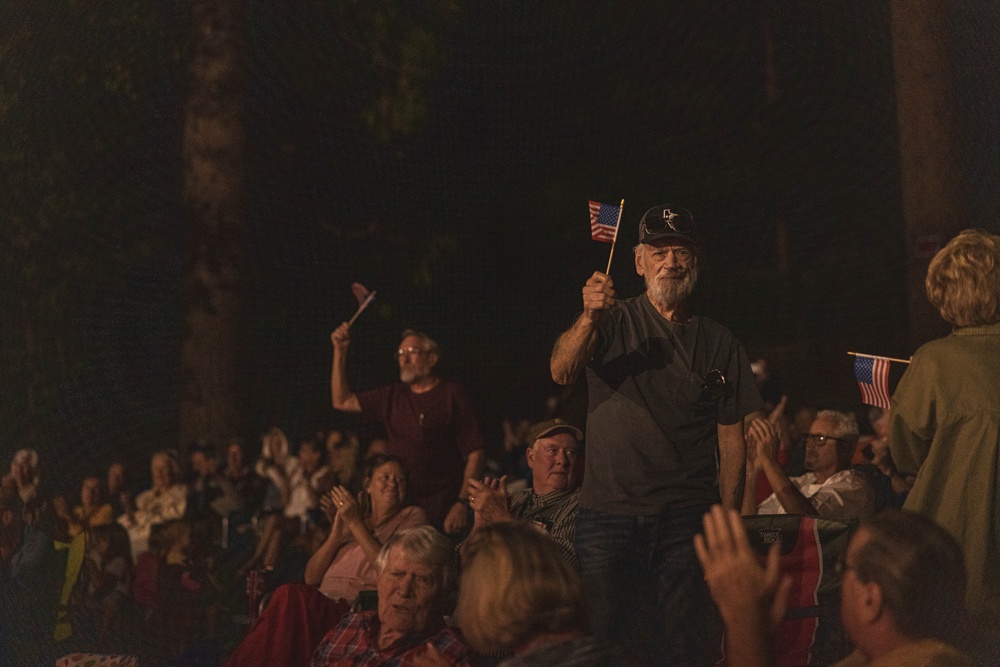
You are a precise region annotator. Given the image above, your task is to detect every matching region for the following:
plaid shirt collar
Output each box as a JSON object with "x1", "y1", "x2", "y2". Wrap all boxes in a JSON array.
[
  {"x1": 312, "y1": 610, "x2": 463, "y2": 667},
  {"x1": 528, "y1": 487, "x2": 578, "y2": 508}
]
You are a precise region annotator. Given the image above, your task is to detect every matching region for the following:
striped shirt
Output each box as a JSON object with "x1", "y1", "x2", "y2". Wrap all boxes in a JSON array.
[{"x1": 509, "y1": 487, "x2": 581, "y2": 566}]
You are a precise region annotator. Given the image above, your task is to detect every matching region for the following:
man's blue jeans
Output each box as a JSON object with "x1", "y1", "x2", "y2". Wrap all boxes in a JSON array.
[{"x1": 575, "y1": 504, "x2": 721, "y2": 666}]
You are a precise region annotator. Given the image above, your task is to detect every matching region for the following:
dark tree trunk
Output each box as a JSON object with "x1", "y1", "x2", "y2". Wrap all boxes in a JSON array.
[
  {"x1": 890, "y1": 0, "x2": 965, "y2": 347},
  {"x1": 179, "y1": 0, "x2": 247, "y2": 448}
]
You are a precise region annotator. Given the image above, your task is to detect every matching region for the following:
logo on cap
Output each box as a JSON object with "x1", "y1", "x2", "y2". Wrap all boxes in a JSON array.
[{"x1": 663, "y1": 208, "x2": 680, "y2": 231}]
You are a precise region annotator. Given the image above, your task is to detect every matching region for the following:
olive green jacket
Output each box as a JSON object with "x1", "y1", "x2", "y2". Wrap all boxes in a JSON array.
[{"x1": 890, "y1": 321, "x2": 1000, "y2": 622}]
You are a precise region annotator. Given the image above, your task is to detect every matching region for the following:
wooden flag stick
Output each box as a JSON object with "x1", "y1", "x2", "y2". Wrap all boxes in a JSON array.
[
  {"x1": 847, "y1": 351, "x2": 911, "y2": 364},
  {"x1": 347, "y1": 291, "x2": 377, "y2": 327},
  {"x1": 605, "y1": 199, "x2": 625, "y2": 274}
]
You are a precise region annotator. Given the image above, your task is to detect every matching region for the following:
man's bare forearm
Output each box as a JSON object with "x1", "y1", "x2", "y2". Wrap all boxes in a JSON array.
[
  {"x1": 330, "y1": 347, "x2": 360, "y2": 412},
  {"x1": 741, "y1": 467, "x2": 760, "y2": 516},
  {"x1": 761, "y1": 458, "x2": 816, "y2": 516},
  {"x1": 550, "y1": 315, "x2": 599, "y2": 385},
  {"x1": 718, "y1": 422, "x2": 746, "y2": 511},
  {"x1": 458, "y1": 450, "x2": 484, "y2": 499}
]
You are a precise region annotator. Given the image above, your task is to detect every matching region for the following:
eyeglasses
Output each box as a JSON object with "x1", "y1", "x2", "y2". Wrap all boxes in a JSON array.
[
  {"x1": 804, "y1": 434, "x2": 849, "y2": 446},
  {"x1": 641, "y1": 206, "x2": 695, "y2": 237},
  {"x1": 372, "y1": 472, "x2": 405, "y2": 485},
  {"x1": 395, "y1": 347, "x2": 427, "y2": 359}
]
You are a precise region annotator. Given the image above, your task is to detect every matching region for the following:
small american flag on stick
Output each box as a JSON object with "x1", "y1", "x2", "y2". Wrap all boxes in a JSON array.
[
  {"x1": 852, "y1": 355, "x2": 892, "y2": 410},
  {"x1": 589, "y1": 200, "x2": 620, "y2": 243}
]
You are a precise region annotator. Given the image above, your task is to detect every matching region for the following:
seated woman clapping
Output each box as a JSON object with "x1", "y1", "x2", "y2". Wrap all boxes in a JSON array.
[
  {"x1": 304, "y1": 455, "x2": 425, "y2": 601},
  {"x1": 223, "y1": 455, "x2": 427, "y2": 667}
]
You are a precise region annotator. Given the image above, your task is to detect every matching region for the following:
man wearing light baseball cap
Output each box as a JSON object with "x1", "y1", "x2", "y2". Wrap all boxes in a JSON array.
[
  {"x1": 550, "y1": 204, "x2": 762, "y2": 665},
  {"x1": 465, "y1": 418, "x2": 582, "y2": 565}
]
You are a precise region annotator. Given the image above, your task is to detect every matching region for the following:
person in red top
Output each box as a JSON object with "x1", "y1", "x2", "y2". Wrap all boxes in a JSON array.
[{"x1": 331, "y1": 325, "x2": 485, "y2": 535}]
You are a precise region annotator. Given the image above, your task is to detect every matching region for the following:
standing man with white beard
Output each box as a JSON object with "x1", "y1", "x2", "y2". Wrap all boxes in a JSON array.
[
  {"x1": 550, "y1": 204, "x2": 762, "y2": 666},
  {"x1": 331, "y1": 326, "x2": 485, "y2": 535}
]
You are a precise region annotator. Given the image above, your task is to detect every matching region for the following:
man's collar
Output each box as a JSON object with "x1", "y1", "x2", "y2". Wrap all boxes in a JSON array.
[
  {"x1": 641, "y1": 292, "x2": 692, "y2": 324},
  {"x1": 408, "y1": 376, "x2": 441, "y2": 395},
  {"x1": 530, "y1": 487, "x2": 579, "y2": 504}
]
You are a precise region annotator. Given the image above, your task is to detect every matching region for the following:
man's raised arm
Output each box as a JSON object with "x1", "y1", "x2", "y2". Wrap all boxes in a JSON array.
[
  {"x1": 330, "y1": 322, "x2": 361, "y2": 413},
  {"x1": 746, "y1": 418, "x2": 816, "y2": 516},
  {"x1": 550, "y1": 271, "x2": 615, "y2": 385}
]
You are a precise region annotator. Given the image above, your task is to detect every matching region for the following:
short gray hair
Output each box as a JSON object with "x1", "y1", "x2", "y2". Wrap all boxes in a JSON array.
[
  {"x1": 814, "y1": 409, "x2": 860, "y2": 444},
  {"x1": 400, "y1": 329, "x2": 441, "y2": 357},
  {"x1": 376, "y1": 525, "x2": 456, "y2": 592}
]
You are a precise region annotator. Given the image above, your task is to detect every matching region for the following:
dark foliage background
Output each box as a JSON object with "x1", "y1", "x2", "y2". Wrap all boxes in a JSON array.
[{"x1": 1, "y1": 1, "x2": 997, "y2": 486}]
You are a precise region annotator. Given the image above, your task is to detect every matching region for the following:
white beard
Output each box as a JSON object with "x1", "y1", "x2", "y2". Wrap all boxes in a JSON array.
[
  {"x1": 400, "y1": 369, "x2": 425, "y2": 384},
  {"x1": 646, "y1": 264, "x2": 698, "y2": 310}
]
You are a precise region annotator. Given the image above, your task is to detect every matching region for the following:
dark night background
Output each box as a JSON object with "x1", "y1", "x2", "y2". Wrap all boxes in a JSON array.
[{"x1": 2, "y1": 1, "x2": 998, "y2": 488}]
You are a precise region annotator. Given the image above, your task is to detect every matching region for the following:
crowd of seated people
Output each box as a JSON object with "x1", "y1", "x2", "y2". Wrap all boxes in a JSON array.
[
  {"x1": 3, "y1": 390, "x2": 992, "y2": 667},
  {"x1": 0, "y1": 425, "x2": 412, "y2": 665},
  {"x1": 1, "y1": 399, "x2": 993, "y2": 667},
  {"x1": 0, "y1": 398, "x2": 982, "y2": 667}
]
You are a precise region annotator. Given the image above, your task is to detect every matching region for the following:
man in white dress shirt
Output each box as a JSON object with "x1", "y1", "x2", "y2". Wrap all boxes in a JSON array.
[{"x1": 744, "y1": 409, "x2": 874, "y2": 520}]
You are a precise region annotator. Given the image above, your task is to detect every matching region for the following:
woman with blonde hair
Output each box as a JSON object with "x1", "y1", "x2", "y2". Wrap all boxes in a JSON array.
[
  {"x1": 890, "y1": 228, "x2": 1000, "y2": 632},
  {"x1": 455, "y1": 522, "x2": 612, "y2": 666}
]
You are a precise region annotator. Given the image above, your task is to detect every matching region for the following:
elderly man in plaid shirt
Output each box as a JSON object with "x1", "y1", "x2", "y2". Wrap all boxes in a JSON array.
[{"x1": 310, "y1": 526, "x2": 474, "y2": 667}]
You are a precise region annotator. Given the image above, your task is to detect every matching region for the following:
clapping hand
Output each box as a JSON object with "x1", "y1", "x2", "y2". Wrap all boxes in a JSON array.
[
  {"x1": 328, "y1": 486, "x2": 361, "y2": 526},
  {"x1": 467, "y1": 475, "x2": 510, "y2": 527},
  {"x1": 694, "y1": 505, "x2": 790, "y2": 635}
]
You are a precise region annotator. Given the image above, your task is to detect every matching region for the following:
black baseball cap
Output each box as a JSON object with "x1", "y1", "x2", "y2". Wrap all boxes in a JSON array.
[{"x1": 638, "y1": 204, "x2": 696, "y2": 246}]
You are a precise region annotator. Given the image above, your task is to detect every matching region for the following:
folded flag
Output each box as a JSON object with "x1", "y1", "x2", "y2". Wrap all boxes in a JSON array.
[
  {"x1": 347, "y1": 282, "x2": 376, "y2": 326},
  {"x1": 589, "y1": 200, "x2": 619, "y2": 243},
  {"x1": 854, "y1": 355, "x2": 891, "y2": 410},
  {"x1": 351, "y1": 282, "x2": 375, "y2": 309}
]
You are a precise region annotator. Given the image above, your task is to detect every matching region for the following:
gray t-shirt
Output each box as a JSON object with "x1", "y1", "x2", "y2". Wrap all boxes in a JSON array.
[{"x1": 581, "y1": 294, "x2": 761, "y2": 514}]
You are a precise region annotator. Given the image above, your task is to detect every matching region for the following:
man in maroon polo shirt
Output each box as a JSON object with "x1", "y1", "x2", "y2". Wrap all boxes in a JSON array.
[{"x1": 331, "y1": 325, "x2": 485, "y2": 535}]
